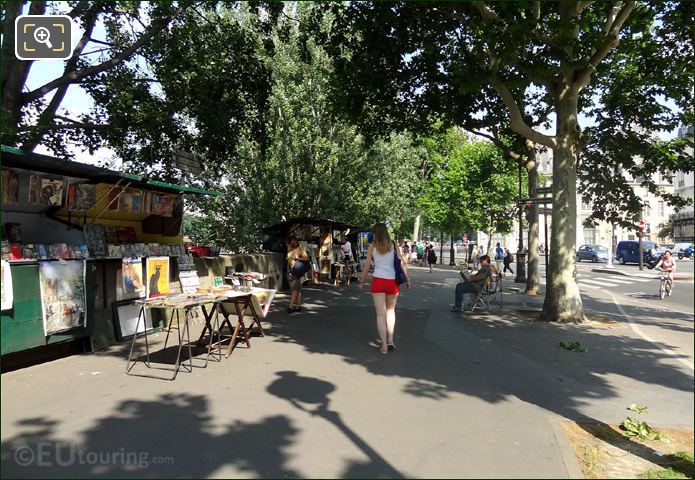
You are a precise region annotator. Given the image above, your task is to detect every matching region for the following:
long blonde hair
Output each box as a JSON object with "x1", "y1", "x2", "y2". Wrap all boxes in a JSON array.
[{"x1": 372, "y1": 223, "x2": 393, "y2": 255}]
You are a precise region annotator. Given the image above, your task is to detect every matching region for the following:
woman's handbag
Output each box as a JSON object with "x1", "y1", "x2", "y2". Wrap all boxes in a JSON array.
[
  {"x1": 392, "y1": 243, "x2": 407, "y2": 285},
  {"x1": 291, "y1": 259, "x2": 311, "y2": 278}
]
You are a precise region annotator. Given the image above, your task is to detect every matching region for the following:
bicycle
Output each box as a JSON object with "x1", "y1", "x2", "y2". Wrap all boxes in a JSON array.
[{"x1": 658, "y1": 273, "x2": 672, "y2": 300}]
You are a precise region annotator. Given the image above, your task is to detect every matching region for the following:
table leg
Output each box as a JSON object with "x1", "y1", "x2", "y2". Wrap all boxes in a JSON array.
[
  {"x1": 126, "y1": 306, "x2": 146, "y2": 374},
  {"x1": 241, "y1": 297, "x2": 265, "y2": 337},
  {"x1": 169, "y1": 309, "x2": 192, "y2": 380},
  {"x1": 196, "y1": 306, "x2": 213, "y2": 347},
  {"x1": 198, "y1": 303, "x2": 221, "y2": 367}
]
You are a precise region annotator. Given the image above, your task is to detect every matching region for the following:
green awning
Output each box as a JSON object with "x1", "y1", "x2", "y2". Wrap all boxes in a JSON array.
[{"x1": 1, "y1": 145, "x2": 220, "y2": 196}]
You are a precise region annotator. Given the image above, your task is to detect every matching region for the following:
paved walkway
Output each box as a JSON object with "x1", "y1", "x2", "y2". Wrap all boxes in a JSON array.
[{"x1": 1, "y1": 267, "x2": 693, "y2": 478}]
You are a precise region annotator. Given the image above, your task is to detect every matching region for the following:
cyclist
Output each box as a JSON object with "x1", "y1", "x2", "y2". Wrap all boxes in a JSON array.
[{"x1": 654, "y1": 250, "x2": 676, "y2": 295}]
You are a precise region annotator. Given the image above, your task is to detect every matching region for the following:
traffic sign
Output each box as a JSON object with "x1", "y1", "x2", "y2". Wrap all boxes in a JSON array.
[
  {"x1": 638, "y1": 220, "x2": 646, "y2": 231},
  {"x1": 534, "y1": 186, "x2": 552, "y2": 195},
  {"x1": 172, "y1": 149, "x2": 202, "y2": 175},
  {"x1": 517, "y1": 197, "x2": 552, "y2": 205}
]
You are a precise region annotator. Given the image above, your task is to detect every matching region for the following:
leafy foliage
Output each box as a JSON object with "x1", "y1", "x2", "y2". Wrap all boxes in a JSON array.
[
  {"x1": 418, "y1": 128, "x2": 517, "y2": 238},
  {"x1": 72, "y1": 3, "x2": 425, "y2": 251},
  {"x1": 621, "y1": 417, "x2": 669, "y2": 443},
  {"x1": 627, "y1": 403, "x2": 649, "y2": 414},
  {"x1": 559, "y1": 340, "x2": 588, "y2": 352}
]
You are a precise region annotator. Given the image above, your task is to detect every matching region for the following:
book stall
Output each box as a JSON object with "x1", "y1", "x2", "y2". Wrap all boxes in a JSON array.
[
  {"x1": 261, "y1": 217, "x2": 365, "y2": 287},
  {"x1": 0, "y1": 146, "x2": 219, "y2": 364}
]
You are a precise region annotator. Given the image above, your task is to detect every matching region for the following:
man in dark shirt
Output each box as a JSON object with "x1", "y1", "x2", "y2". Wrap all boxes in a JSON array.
[{"x1": 450, "y1": 255, "x2": 492, "y2": 312}]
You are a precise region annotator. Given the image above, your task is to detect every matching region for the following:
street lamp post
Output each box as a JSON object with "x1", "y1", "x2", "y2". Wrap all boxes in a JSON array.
[{"x1": 515, "y1": 161, "x2": 527, "y2": 283}]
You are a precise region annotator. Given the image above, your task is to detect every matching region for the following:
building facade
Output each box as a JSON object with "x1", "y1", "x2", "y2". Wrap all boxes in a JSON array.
[{"x1": 670, "y1": 125, "x2": 694, "y2": 243}]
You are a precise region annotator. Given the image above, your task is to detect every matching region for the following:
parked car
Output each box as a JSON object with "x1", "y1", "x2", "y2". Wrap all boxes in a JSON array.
[
  {"x1": 576, "y1": 244, "x2": 609, "y2": 263},
  {"x1": 615, "y1": 240, "x2": 656, "y2": 265}
]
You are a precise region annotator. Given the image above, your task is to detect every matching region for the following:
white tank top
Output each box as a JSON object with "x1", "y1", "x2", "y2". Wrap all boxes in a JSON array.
[{"x1": 372, "y1": 244, "x2": 396, "y2": 279}]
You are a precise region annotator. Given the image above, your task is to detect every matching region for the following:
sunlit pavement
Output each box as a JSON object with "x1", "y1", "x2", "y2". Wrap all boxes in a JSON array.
[{"x1": 1, "y1": 266, "x2": 692, "y2": 478}]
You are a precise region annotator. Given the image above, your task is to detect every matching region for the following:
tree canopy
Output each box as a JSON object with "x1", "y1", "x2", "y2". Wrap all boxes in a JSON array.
[{"x1": 318, "y1": 1, "x2": 694, "y2": 322}]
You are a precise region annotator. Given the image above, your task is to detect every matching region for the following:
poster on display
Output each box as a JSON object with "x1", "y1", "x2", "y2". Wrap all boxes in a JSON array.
[
  {"x1": 146, "y1": 256, "x2": 170, "y2": 298},
  {"x1": 119, "y1": 189, "x2": 144, "y2": 213},
  {"x1": 38, "y1": 260, "x2": 86, "y2": 335},
  {"x1": 121, "y1": 258, "x2": 145, "y2": 299},
  {"x1": 42, "y1": 178, "x2": 64, "y2": 206},
  {"x1": 83, "y1": 224, "x2": 107, "y2": 257},
  {"x1": 150, "y1": 194, "x2": 174, "y2": 217},
  {"x1": 1, "y1": 260, "x2": 13, "y2": 310},
  {"x1": 67, "y1": 183, "x2": 96, "y2": 211},
  {"x1": 2, "y1": 170, "x2": 19, "y2": 204}
]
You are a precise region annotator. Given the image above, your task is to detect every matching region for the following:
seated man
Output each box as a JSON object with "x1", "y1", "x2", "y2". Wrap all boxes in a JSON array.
[{"x1": 449, "y1": 255, "x2": 492, "y2": 312}]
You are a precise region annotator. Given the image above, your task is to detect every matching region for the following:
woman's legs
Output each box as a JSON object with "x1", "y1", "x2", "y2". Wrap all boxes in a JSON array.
[
  {"x1": 385, "y1": 293, "x2": 398, "y2": 345},
  {"x1": 372, "y1": 293, "x2": 388, "y2": 352}
]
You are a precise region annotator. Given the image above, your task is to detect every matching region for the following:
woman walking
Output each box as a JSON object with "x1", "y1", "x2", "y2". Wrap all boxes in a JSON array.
[
  {"x1": 503, "y1": 248, "x2": 514, "y2": 275},
  {"x1": 359, "y1": 223, "x2": 411, "y2": 354},
  {"x1": 286, "y1": 236, "x2": 311, "y2": 312},
  {"x1": 426, "y1": 242, "x2": 437, "y2": 272}
]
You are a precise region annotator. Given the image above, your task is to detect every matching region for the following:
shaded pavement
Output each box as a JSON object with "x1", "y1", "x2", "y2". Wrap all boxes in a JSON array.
[{"x1": 1, "y1": 266, "x2": 693, "y2": 478}]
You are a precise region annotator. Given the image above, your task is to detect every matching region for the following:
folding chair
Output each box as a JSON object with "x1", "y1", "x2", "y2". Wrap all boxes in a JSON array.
[{"x1": 469, "y1": 273, "x2": 502, "y2": 312}]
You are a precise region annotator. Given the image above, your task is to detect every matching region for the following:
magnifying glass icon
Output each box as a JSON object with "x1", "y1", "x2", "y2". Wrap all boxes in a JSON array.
[{"x1": 33, "y1": 27, "x2": 53, "y2": 49}]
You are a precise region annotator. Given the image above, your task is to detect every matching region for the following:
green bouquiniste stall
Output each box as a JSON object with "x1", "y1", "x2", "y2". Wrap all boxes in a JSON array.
[{"x1": 1, "y1": 146, "x2": 218, "y2": 368}]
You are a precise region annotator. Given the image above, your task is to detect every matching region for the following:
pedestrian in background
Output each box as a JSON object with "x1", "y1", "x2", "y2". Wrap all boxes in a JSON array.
[
  {"x1": 359, "y1": 223, "x2": 411, "y2": 354},
  {"x1": 471, "y1": 244, "x2": 480, "y2": 270},
  {"x1": 495, "y1": 242, "x2": 504, "y2": 272},
  {"x1": 503, "y1": 248, "x2": 514, "y2": 275},
  {"x1": 286, "y1": 236, "x2": 311, "y2": 312},
  {"x1": 426, "y1": 242, "x2": 437, "y2": 272}
]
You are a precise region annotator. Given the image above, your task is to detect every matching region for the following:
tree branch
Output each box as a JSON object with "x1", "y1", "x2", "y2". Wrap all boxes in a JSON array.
[
  {"x1": 577, "y1": 1, "x2": 596, "y2": 14},
  {"x1": 489, "y1": 77, "x2": 556, "y2": 148},
  {"x1": 88, "y1": 37, "x2": 115, "y2": 47},
  {"x1": 468, "y1": 129, "x2": 523, "y2": 160},
  {"x1": 471, "y1": 1, "x2": 500, "y2": 21},
  {"x1": 575, "y1": 1, "x2": 635, "y2": 88},
  {"x1": 23, "y1": 0, "x2": 194, "y2": 104},
  {"x1": 67, "y1": 1, "x2": 92, "y2": 19},
  {"x1": 18, "y1": 122, "x2": 112, "y2": 132},
  {"x1": 21, "y1": 8, "x2": 99, "y2": 150}
]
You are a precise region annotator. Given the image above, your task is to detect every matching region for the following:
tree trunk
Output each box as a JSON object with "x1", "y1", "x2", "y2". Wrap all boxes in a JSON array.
[
  {"x1": 1, "y1": 1, "x2": 45, "y2": 140},
  {"x1": 413, "y1": 214, "x2": 421, "y2": 242},
  {"x1": 449, "y1": 232, "x2": 455, "y2": 265},
  {"x1": 439, "y1": 230, "x2": 444, "y2": 264},
  {"x1": 540, "y1": 92, "x2": 585, "y2": 323},
  {"x1": 486, "y1": 227, "x2": 493, "y2": 258},
  {"x1": 526, "y1": 150, "x2": 541, "y2": 295}
]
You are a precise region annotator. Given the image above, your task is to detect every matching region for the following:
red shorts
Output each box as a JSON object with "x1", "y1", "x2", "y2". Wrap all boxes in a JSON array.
[{"x1": 371, "y1": 277, "x2": 400, "y2": 295}]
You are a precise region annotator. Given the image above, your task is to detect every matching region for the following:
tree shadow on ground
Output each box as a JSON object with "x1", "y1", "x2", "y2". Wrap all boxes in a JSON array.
[
  {"x1": 1, "y1": 393, "x2": 300, "y2": 478},
  {"x1": 264, "y1": 269, "x2": 693, "y2": 469}
]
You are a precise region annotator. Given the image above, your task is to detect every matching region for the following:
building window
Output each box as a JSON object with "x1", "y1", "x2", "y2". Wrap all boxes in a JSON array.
[
  {"x1": 643, "y1": 204, "x2": 652, "y2": 217},
  {"x1": 658, "y1": 201, "x2": 664, "y2": 218},
  {"x1": 583, "y1": 228, "x2": 596, "y2": 244}
]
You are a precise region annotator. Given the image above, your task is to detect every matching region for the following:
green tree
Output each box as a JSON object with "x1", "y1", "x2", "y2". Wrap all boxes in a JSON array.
[
  {"x1": 419, "y1": 130, "x2": 517, "y2": 257},
  {"x1": 1, "y1": 1, "x2": 195, "y2": 156},
  {"x1": 320, "y1": 1, "x2": 693, "y2": 322},
  {"x1": 75, "y1": 3, "x2": 426, "y2": 252}
]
